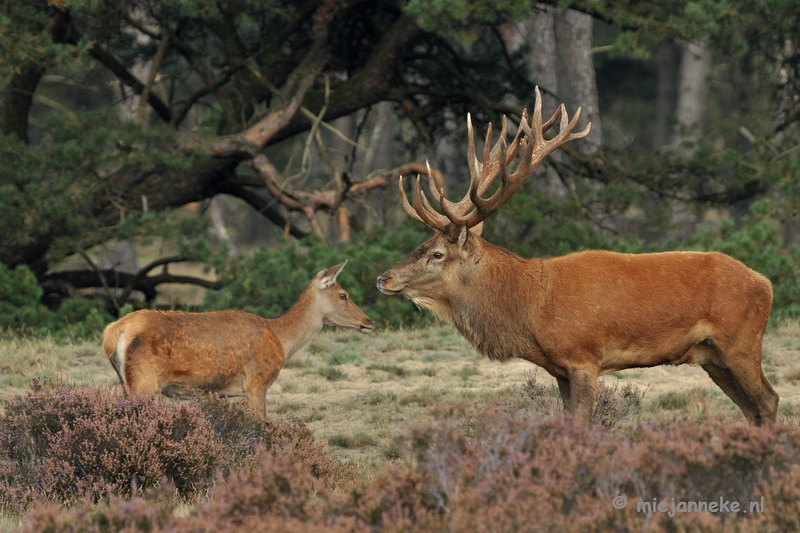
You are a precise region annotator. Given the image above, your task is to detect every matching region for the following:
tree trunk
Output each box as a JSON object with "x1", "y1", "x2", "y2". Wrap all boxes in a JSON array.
[
  {"x1": 670, "y1": 41, "x2": 713, "y2": 157},
  {"x1": 0, "y1": 65, "x2": 44, "y2": 143},
  {"x1": 653, "y1": 42, "x2": 680, "y2": 149},
  {"x1": 505, "y1": 6, "x2": 568, "y2": 199},
  {"x1": 514, "y1": 4, "x2": 559, "y2": 118},
  {"x1": 556, "y1": 8, "x2": 602, "y2": 155}
]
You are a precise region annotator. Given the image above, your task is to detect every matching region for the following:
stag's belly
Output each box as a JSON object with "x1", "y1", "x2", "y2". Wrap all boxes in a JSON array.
[{"x1": 599, "y1": 339, "x2": 721, "y2": 375}]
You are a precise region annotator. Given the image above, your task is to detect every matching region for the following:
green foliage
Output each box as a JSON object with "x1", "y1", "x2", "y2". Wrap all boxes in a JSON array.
[
  {"x1": 0, "y1": 262, "x2": 112, "y2": 339},
  {"x1": 0, "y1": 2, "x2": 83, "y2": 80},
  {"x1": 204, "y1": 222, "x2": 434, "y2": 328},
  {"x1": 0, "y1": 263, "x2": 53, "y2": 331},
  {"x1": 484, "y1": 189, "x2": 617, "y2": 258},
  {"x1": 0, "y1": 110, "x2": 205, "y2": 267},
  {"x1": 404, "y1": 0, "x2": 531, "y2": 40}
]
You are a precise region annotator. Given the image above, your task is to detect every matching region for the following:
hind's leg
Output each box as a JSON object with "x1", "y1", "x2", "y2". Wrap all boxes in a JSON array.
[
  {"x1": 126, "y1": 370, "x2": 161, "y2": 396},
  {"x1": 244, "y1": 367, "x2": 281, "y2": 416}
]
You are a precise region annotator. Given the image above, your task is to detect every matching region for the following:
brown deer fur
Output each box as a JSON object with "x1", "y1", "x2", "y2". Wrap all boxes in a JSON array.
[
  {"x1": 377, "y1": 90, "x2": 778, "y2": 424},
  {"x1": 103, "y1": 262, "x2": 374, "y2": 414}
]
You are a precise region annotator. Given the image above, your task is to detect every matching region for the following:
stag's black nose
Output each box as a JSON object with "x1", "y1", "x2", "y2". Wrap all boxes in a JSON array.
[{"x1": 376, "y1": 275, "x2": 390, "y2": 290}]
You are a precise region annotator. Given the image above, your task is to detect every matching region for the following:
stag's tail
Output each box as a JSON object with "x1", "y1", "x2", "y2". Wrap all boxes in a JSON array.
[{"x1": 102, "y1": 320, "x2": 128, "y2": 393}]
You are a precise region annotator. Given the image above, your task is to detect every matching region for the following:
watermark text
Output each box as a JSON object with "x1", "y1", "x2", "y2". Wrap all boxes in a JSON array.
[{"x1": 612, "y1": 495, "x2": 764, "y2": 516}]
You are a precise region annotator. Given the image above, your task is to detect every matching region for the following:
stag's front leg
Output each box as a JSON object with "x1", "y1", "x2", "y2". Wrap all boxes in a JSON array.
[{"x1": 566, "y1": 367, "x2": 598, "y2": 423}]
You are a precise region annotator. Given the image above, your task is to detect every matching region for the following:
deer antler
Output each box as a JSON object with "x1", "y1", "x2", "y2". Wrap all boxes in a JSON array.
[{"x1": 399, "y1": 86, "x2": 591, "y2": 235}]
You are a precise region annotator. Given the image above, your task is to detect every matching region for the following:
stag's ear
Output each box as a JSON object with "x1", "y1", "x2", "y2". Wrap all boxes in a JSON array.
[
  {"x1": 316, "y1": 260, "x2": 347, "y2": 289},
  {"x1": 471, "y1": 222, "x2": 484, "y2": 237},
  {"x1": 457, "y1": 226, "x2": 475, "y2": 257}
]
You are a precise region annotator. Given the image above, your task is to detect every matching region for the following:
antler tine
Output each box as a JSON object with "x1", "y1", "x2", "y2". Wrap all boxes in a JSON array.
[
  {"x1": 398, "y1": 175, "x2": 426, "y2": 225},
  {"x1": 425, "y1": 159, "x2": 442, "y2": 204},
  {"x1": 531, "y1": 86, "x2": 543, "y2": 139},
  {"x1": 412, "y1": 175, "x2": 450, "y2": 231},
  {"x1": 541, "y1": 104, "x2": 590, "y2": 150},
  {"x1": 478, "y1": 117, "x2": 512, "y2": 196},
  {"x1": 506, "y1": 109, "x2": 529, "y2": 162},
  {"x1": 541, "y1": 104, "x2": 561, "y2": 134},
  {"x1": 438, "y1": 115, "x2": 493, "y2": 221},
  {"x1": 470, "y1": 130, "x2": 508, "y2": 214},
  {"x1": 466, "y1": 113, "x2": 482, "y2": 191}
]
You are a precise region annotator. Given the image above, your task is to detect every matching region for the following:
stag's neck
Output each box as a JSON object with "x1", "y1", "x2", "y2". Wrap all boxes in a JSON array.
[
  {"x1": 449, "y1": 248, "x2": 545, "y2": 362},
  {"x1": 268, "y1": 286, "x2": 323, "y2": 358}
]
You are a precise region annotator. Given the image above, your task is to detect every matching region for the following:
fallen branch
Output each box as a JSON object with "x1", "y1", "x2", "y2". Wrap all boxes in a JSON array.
[{"x1": 41, "y1": 257, "x2": 221, "y2": 307}]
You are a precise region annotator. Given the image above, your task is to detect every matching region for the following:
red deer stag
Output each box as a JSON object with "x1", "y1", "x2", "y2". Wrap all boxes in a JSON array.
[
  {"x1": 104, "y1": 261, "x2": 374, "y2": 414},
  {"x1": 377, "y1": 88, "x2": 778, "y2": 425}
]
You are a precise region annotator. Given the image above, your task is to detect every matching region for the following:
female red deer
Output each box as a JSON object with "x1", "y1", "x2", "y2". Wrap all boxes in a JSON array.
[
  {"x1": 377, "y1": 88, "x2": 778, "y2": 424},
  {"x1": 104, "y1": 261, "x2": 374, "y2": 414}
]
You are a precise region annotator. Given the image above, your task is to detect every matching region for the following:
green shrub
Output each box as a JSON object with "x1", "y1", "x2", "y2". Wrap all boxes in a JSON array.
[
  {"x1": 484, "y1": 189, "x2": 620, "y2": 258},
  {"x1": 204, "y1": 222, "x2": 434, "y2": 328},
  {"x1": 0, "y1": 263, "x2": 113, "y2": 339},
  {"x1": 0, "y1": 264, "x2": 54, "y2": 331}
]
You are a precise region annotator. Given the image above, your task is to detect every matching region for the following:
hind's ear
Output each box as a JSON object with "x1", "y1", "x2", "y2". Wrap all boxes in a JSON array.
[{"x1": 316, "y1": 260, "x2": 347, "y2": 288}]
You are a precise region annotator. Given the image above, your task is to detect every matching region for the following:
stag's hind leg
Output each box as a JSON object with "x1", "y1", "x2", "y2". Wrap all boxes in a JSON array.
[
  {"x1": 702, "y1": 359, "x2": 778, "y2": 425},
  {"x1": 555, "y1": 375, "x2": 571, "y2": 410}
]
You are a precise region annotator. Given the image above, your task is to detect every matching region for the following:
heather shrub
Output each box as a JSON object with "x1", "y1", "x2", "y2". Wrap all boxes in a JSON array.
[
  {"x1": 0, "y1": 382, "x2": 348, "y2": 513},
  {"x1": 383, "y1": 408, "x2": 800, "y2": 532},
  {"x1": 194, "y1": 394, "x2": 350, "y2": 485},
  {"x1": 23, "y1": 491, "x2": 176, "y2": 533},
  {"x1": 0, "y1": 380, "x2": 220, "y2": 508},
  {"x1": 19, "y1": 399, "x2": 800, "y2": 532}
]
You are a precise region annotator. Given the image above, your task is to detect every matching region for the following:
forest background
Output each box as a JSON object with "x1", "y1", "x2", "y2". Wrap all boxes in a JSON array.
[{"x1": 2, "y1": 0, "x2": 800, "y2": 333}]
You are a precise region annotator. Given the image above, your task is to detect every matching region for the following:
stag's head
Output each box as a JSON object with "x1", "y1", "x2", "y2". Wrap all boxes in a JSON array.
[
  {"x1": 313, "y1": 261, "x2": 375, "y2": 333},
  {"x1": 376, "y1": 88, "x2": 590, "y2": 317}
]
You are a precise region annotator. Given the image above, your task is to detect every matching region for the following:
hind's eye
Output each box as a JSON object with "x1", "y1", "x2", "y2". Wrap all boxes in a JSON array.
[
  {"x1": 432, "y1": 252, "x2": 443, "y2": 259},
  {"x1": 340, "y1": 293, "x2": 347, "y2": 300}
]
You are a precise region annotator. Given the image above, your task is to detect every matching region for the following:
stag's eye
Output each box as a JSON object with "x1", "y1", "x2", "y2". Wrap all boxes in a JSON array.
[
  {"x1": 432, "y1": 252, "x2": 444, "y2": 260},
  {"x1": 340, "y1": 293, "x2": 347, "y2": 300}
]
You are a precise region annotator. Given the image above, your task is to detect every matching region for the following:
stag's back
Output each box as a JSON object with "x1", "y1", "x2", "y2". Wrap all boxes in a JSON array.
[{"x1": 540, "y1": 250, "x2": 771, "y2": 330}]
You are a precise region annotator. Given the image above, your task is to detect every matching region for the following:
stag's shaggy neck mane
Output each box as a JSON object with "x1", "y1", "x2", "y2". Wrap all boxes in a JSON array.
[
  {"x1": 268, "y1": 285, "x2": 320, "y2": 357},
  {"x1": 449, "y1": 239, "x2": 548, "y2": 364}
]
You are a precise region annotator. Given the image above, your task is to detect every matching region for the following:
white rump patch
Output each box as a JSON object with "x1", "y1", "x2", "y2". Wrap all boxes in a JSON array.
[{"x1": 115, "y1": 332, "x2": 127, "y2": 386}]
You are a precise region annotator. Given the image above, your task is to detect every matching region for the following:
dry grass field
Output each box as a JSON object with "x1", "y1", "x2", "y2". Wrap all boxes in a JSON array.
[{"x1": 3, "y1": 319, "x2": 800, "y2": 475}]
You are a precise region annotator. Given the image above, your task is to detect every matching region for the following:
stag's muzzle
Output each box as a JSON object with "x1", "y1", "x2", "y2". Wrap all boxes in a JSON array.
[{"x1": 376, "y1": 274, "x2": 404, "y2": 295}]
